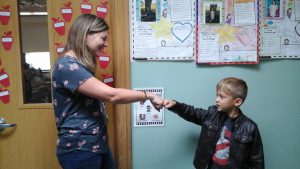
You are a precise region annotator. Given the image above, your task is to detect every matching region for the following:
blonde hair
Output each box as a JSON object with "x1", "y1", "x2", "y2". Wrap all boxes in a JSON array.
[
  {"x1": 63, "y1": 14, "x2": 109, "y2": 72},
  {"x1": 216, "y1": 77, "x2": 248, "y2": 102}
]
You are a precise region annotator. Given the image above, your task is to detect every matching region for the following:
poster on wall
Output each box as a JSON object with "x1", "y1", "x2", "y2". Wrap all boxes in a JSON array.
[
  {"x1": 130, "y1": 0, "x2": 195, "y2": 60},
  {"x1": 133, "y1": 87, "x2": 164, "y2": 127},
  {"x1": 259, "y1": 0, "x2": 300, "y2": 58},
  {"x1": 196, "y1": 0, "x2": 259, "y2": 64}
]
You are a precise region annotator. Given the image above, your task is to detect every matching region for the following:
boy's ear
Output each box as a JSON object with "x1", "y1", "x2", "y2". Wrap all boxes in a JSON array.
[{"x1": 234, "y1": 98, "x2": 243, "y2": 107}]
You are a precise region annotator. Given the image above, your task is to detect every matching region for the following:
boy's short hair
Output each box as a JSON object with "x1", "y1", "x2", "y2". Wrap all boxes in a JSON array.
[{"x1": 216, "y1": 77, "x2": 248, "y2": 102}]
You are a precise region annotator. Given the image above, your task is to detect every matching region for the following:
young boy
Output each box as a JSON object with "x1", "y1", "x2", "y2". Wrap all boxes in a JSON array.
[{"x1": 164, "y1": 77, "x2": 264, "y2": 169}]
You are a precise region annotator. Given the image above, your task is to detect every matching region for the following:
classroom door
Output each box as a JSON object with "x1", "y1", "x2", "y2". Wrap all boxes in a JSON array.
[
  {"x1": 0, "y1": 0, "x2": 60, "y2": 168},
  {"x1": 0, "y1": 0, "x2": 132, "y2": 169},
  {"x1": 0, "y1": 104, "x2": 61, "y2": 169},
  {"x1": 0, "y1": 0, "x2": 115, "y2": 169}
]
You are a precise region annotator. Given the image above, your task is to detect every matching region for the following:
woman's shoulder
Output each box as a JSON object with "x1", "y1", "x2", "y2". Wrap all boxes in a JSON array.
[
  {"x1": 53, "y1": 56, "x2": 93, "y2": 76},
  {"x1": 57, "y1": 55, "x2": 77, "y2": 63},
  {"x1": 54, "y1": 56, "x2": 79, "y2": 67}
]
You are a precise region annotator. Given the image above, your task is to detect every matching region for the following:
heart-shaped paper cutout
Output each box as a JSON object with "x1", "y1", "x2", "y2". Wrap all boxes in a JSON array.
[
  {"x1": 171, "y1": 22, "x2": 193, "y2": 42},
  {"x1": 235, "y1": 28, "x2": 256, "y2": 46}
]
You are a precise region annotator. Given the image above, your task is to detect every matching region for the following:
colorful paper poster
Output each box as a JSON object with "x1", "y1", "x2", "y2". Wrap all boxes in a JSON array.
[
  {"x1": 196, "y1": 0, "x2": 259, "y2": 64},
  {"x1": 133, "y1": 88, "x2": 164, "y2": 127},
  {"x1": 130, "y1": 0, "x2": 300, "y2": 63},
  {"x1": 130, "y1": 0, "x2": 195, "y2": 60},
  {"x1": 259, "y1": 0, "x2": 300, "y2": 58}
]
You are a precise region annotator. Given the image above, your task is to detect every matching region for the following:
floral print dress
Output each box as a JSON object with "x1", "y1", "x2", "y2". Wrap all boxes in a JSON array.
[{"x1": 52, "y1": 56, "x2": 108, "y2": 155}]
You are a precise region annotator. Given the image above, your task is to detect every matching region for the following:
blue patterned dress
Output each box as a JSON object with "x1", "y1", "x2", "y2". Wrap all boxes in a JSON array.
[{"x1": 52, "y1": 55, "x2": 108, "y2": 155}]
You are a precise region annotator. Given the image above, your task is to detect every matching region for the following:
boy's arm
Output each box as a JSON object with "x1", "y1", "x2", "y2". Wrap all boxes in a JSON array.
[
  {"x1": 250, "y1": 127, "x2": 265, "y2": 169},
  {"x1": 164, "y1": 99, "x2": 211, "y2": 125}
]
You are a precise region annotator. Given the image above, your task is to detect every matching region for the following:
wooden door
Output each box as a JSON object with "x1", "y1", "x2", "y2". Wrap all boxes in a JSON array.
[
  {"x1": 0, "y1": 0, "x2": 119, "y2": 169},
  {"x1": 0, "y1": 0, "x2": 61, "y2": 168}
]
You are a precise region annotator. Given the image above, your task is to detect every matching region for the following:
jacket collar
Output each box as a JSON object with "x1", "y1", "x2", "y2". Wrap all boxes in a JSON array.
[
  {"x1": 219, "y1": 108, "x2": 245, "y2": 129},
  {"x1": 232, "y1": 108, "x2": 245, "y2": 130}
]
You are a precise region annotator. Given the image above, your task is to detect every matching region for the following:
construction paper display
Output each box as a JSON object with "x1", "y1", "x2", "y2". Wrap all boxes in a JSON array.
[
  {"x1": 196, "y1": 0, "x2": 259, "y2": 64},
  {"x1": 259, "y1": 0, "x2": 300, "y2": 58},
  {"x1": 130, "y1": 0, "x2": 196, "y2": 60},
  {"x1": 130, "y1": 0, "x2": 299, "y2": 63}
]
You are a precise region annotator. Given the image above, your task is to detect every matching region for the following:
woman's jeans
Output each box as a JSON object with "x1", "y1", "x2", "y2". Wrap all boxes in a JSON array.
[{"x1": 58, "y1": 149, "x2": 116, "y2": 169}]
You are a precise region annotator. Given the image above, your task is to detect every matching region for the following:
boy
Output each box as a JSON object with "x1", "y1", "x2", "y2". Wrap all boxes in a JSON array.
[{"x1": 164, "y1": 77, "x2": 264, "y2": 169}]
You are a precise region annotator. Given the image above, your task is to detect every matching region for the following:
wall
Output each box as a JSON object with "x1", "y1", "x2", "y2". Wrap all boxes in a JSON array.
[{"x1": 131, "y1": 60, "x2": 300, "y2": 169}]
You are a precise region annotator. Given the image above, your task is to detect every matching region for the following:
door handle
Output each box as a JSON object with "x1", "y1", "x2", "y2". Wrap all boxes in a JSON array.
[{"x1": 0, "y1": 117, "x2": 16, "y2": 132}]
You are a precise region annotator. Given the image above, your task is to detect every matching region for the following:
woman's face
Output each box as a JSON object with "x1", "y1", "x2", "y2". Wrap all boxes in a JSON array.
[{"x1": 85, "y1": 30, "x2": 109, "y2": 57}]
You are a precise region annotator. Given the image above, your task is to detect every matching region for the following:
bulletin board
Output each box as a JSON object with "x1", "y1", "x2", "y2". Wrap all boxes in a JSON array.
[
  {"x1": 196, "y1": 0, "x2": 259, "y2": 64},
  {"x1": 129, "y1": 0, "x2": 300, "y2": 64},
  {"x1": 259, "y1": 0, "x2": 300, "y2": 58},
  {"x1": 130, "y1": 0, "x2": 195, "y2": 60}
]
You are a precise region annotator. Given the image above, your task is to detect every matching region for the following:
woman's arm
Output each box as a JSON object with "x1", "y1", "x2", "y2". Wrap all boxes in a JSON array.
[{"x1": 77, "y1": 77, "x2": 163, "y2": 108}]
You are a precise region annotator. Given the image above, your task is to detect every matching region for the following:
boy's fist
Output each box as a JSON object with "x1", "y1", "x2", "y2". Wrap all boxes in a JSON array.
[{"x1": 163, "y1": 99, "x2": 176, "y2": 108}]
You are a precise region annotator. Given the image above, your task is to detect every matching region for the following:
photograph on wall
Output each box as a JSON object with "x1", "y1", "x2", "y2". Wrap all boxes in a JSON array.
[
  {"x1": 140, "y1": 0, "x2": 157, "y2": 22},
  {"x1": 260, "y1": 0, "x2": 300, "y2": 58},
  {"x1": 264, "y1": 0, "x2": 284, "y2": 19},
  {"x1": 133, "y1": 87, "x2": 164, "y2": 127},
  {"x1": 203, "y1": 2, "x2": 222, "y2": 24},
  {"x1": 130, "y1": 0, "x2": 195, "y2": 60}
]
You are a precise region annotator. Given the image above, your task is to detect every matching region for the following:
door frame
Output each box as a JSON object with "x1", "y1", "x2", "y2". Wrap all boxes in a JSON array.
[{"x1": 111, "y1": 1, "x2": 132, "y2": 169}]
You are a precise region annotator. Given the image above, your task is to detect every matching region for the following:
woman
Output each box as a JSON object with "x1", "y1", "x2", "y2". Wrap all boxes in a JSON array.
[{"x1": 52, "y1": 14, "x2": 164, "y2": 169}]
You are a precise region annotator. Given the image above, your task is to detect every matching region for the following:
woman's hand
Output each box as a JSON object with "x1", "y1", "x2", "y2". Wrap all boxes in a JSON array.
[{"x1": 147, "y1": 92, "x2": 164, "y2": 111}]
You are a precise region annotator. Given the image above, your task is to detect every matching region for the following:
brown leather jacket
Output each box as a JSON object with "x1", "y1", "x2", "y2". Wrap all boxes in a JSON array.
[{"x1": 168, "y1": 101, "x2": 264, "y2": 169}]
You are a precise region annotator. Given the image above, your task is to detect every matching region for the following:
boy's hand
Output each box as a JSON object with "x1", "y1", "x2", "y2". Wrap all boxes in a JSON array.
[{"x1": 163, "y1": 99, "x2": 176, "y2": 108}]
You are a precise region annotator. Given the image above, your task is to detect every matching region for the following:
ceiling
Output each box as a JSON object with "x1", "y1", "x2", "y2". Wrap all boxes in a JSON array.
[{"x1": 19, "y1": 0, "x2": 47, "y2": 13}]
